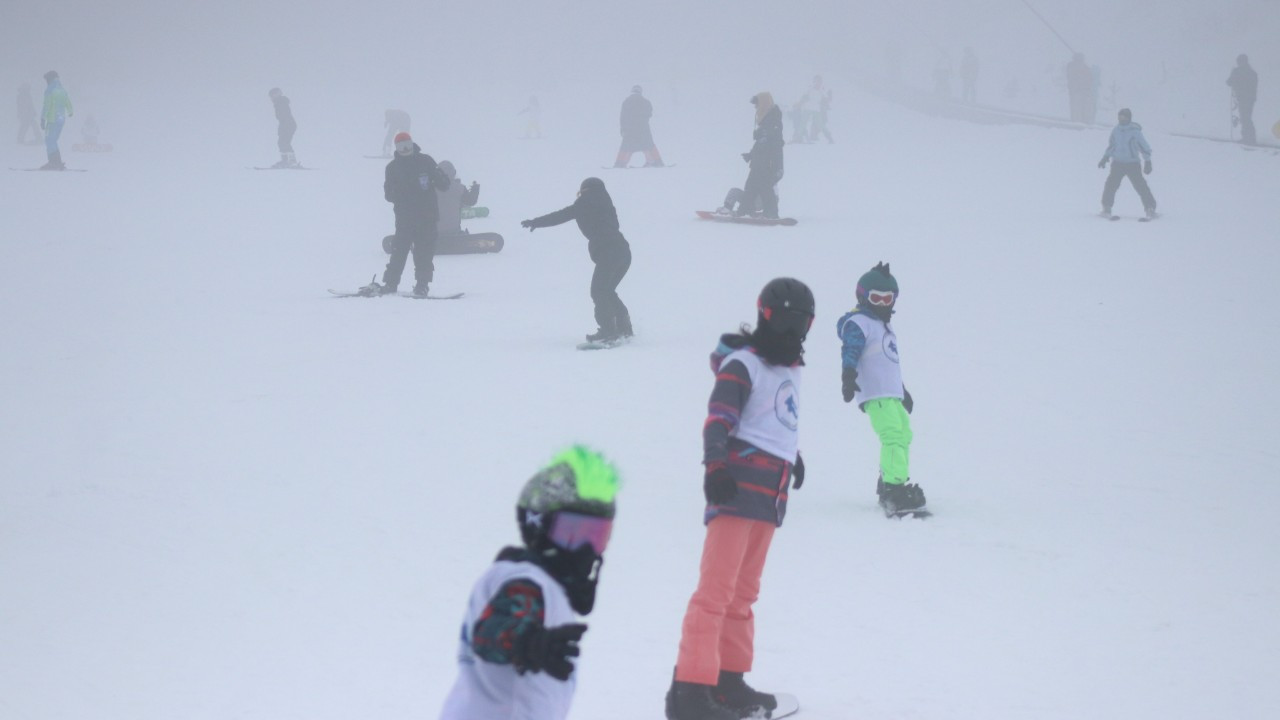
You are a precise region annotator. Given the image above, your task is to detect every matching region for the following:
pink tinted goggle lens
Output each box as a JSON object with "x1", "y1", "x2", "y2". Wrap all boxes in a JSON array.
[
  {"x1": 549, "y1": 512, "x2": 613, "y2": 554},
  {"x1": 868, "y1": 290, "x2": 895, "y2": 306}
]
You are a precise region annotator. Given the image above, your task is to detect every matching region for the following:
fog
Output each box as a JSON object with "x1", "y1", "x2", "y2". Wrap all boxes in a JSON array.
[{"x1": 6, "y1": 1, "x2": 1278, "y2": 152}]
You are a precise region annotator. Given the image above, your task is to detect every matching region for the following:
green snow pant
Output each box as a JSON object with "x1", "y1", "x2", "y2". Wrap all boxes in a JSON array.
[{"x1": 865, "y1": 397, "x2": 912, "y2": 484}]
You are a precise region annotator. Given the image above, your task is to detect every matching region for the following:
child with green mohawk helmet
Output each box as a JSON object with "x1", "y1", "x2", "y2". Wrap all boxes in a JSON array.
[
  {"x1": 836, "y1": 262, "x2": 928, "y2": 518},
  {"x1": 438, "y1": 446, "x2": 620, "y2": 720}
]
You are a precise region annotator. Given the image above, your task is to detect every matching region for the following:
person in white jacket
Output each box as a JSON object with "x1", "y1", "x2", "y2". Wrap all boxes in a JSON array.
[{"x1": 438, "y1": 446, "x2": 620, "y2": 720}]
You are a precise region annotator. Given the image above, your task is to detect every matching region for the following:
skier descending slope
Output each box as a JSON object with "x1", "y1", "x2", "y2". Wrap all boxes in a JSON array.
[
  {"x1": 267, "y1": 88, "x2": 299, "y2": 168},
  {"x1": 667, "y1": 278, "x2": 813, "y2": 720},
  {"x1": 1098, "y1": 108, "x2": 1157, "y2": 220},
  {"x1": 521, "y1": 178, "x2": 634, "y2": 345},
  {"x1": 836, "y1": 263, "x2": 928, "y2": 518},
  {"x1": 39, "y1": 71, "x2": 73, "y2": 170},
  {"x1": 438, "y1": 447, "x2": 620, "y2": 720}
]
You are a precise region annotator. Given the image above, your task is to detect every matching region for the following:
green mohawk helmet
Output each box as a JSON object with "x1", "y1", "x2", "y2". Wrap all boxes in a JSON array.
[
  {"x1": 517, "y1": 446, "x2": 619, "y2": 551},
  {"x1": 856, "y1": 261, "x2": 899, "y2": 318}
]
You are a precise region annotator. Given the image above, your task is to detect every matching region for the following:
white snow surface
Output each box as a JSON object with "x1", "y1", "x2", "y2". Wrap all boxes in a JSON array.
[{"x1": 2, "y1": 87, "x2": 1279, "y2": 720}]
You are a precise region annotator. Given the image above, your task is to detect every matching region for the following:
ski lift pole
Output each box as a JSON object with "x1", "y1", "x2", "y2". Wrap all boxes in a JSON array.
[{"x1": 1019, "y1": 0, "x2": 1076, "y2": 55}]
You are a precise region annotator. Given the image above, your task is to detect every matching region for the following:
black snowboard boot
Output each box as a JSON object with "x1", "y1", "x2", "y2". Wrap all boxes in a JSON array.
[
  {"x1": 412, "y1": 284, "x2": 429, "y2": 298},
  {"x1": 666, "y1": 676, "x2": 737, "y2": 720},
  {"x1": 714, "y1": 671, "x2": 777, "y2": 717},
  {"x1": 878, "y1": 479, "x2": 927, "y2": 514},
  {"x1": 585, "y1": 327, "x2": 617, "y2": 343}
]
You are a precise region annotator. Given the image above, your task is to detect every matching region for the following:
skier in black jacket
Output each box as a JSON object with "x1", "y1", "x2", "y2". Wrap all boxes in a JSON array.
[
  {"x1": 521, "y1": 178, "x2": 634, "y2": 343},
  {"x1": 738, "y1": 92, "x2": 785, "y2": 219},
  {"x1": 268, "y1": 87, "x2": 298, "y2": 168},
  {"x1": 378, "y1": 132, "x2": 450, "y2": 296}
]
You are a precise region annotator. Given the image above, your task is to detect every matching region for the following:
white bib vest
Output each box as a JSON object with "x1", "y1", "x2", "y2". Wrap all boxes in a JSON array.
[
  {"x1": 841, "y1": 313, "x2": 903, "y2": 405},
  {"x1": 439, "y1": 560, "x2": 577, "y2": 720},
  {"x1": 721, "y1": 349, "x2": 801, "y2": 462}
]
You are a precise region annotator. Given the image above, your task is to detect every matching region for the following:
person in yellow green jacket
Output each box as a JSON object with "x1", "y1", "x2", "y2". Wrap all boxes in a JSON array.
[{"x1": 40, "y1": 70, "x2": 73, "y2": 170}]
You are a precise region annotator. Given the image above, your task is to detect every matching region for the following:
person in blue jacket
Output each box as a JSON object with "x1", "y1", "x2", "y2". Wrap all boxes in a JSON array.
[{"x1": 1097, "y1": 108, "x2": 1157, "y2": 219}]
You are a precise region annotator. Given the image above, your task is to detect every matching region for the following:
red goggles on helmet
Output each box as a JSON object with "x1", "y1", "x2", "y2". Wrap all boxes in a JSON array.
[
  {"x1": 549, "y1": 511, "x2": 613, "y2": 555},
  {"x1": 866, "y1": 290, "x2": 896, "y2": 306},
  {"x1": 760, "y1": 304, "x2": 815, "y2": 335}
]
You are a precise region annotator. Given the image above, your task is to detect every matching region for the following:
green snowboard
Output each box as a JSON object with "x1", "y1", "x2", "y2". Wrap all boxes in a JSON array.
[{"x1": 461, "y1": 206, "x2": 490, "y2": 220}]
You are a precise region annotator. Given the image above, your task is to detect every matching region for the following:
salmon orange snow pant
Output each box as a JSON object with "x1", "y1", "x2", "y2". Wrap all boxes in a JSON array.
[{"x1": 675, "y1": 514, "x2": 776, "y2": 685}]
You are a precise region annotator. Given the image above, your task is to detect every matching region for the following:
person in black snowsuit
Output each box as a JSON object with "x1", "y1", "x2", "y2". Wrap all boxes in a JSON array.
[
  {"x1": 615, "y1": 85, "x2": 664, "y2": 168},
  {"x1": 738, "y1": 92, "x2": 784, "y2": 219},
  {"x1": 521, "y1": 178, "x2": 634, "y2": 343},
  {"x1": 268, "y1": 87, "x2": 298, "y2": 168},
  {"x1": 379, "y1": 132, "x2": 451, "y2": 296},
  {"x1": 1066, "y1": 53, "x2": 1095, "y2": 124},
  {"x1": 1227, "y1": 54, "x2": 1259, "y2": 146}
]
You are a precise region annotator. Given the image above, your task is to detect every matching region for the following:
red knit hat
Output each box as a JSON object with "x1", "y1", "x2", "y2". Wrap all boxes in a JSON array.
[{"x1": 394, "y1": 132, "x2": 412, "y2": 144}]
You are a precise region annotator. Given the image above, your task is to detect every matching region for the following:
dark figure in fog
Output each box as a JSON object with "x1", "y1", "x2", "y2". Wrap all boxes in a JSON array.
[
  {"x1": 1097, "y1": 108, "x2": 1157, "y2": 220},
  {"x1": 615, "y1": 85, "x2": 664, "y2": 168},
  {"x1": 1067, "y1": 53, "x2": 1096, "y2": 123},
  {"x1": 435, "y1": 160, "x2": 480, "y2": 236},
  {"x1": 16, "y1": 83, "x2": 40, "y2": 144},
  {"x1": 382, "y1": 109, "x2": 411, "y2": 157},
  {"x1": 377, "y1": 132, "x2": 451, "y2": 297},
  {"x1": 738, "y1": 92, "x2": 784, "y2": 219},
  {"x1": 807, "y1": 75, "x2": 833, "y2": 143},
  {"x1": 961, "y1": 48, "x2": 979, "y2": 104},
  {"x1": 268, "y1": 87, "x2": 298, "y2": 168},
  {"x1": 521, "y1": 178, "x2": 634, "y2": 343},
  {"x1": 1227, "y1": 54, "x2": 1258, "y2": 145}
]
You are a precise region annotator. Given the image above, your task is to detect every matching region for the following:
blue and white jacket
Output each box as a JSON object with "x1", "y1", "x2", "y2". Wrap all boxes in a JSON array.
[{"x1": 1101, "y1": 122, "x2": 1152, "y2": 165}]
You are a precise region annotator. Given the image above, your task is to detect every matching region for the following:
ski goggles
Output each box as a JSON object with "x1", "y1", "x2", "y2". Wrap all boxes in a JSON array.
[
  {"x1": 867, "y1": 290, "x2": 896, "y2": 306},
  {"x1": 760, "y1": 305, "x2": 814, "y2": 335},
  {"x1": 394, "y1": 139, "x2": 414, "y2": 154},
  {"x1": 549, "y1": 511, "x2": 613, "y2": 555}
]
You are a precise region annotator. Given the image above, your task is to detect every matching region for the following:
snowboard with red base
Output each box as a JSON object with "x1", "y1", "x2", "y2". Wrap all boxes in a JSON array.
[{"x1": 696, "y1": 210, "x2": 797, "y2": 226}]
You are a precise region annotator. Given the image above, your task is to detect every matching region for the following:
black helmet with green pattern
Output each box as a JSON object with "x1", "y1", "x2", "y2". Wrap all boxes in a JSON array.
[
  {"x1": 856, "y1": 262, "x2": 898, "y2": 320},
  {"x1": 517, "y1": 445, "x2": 619, "y2": 554}
]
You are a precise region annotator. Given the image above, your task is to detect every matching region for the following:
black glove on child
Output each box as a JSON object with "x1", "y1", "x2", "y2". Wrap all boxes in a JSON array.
[
  {"x1": 704, "y1": 463, "x2": 738, "y2": 504},
  {"x1": 514, "y1": 622, "x2": 587, "y2": 681},
  {"x1": 792, "y1": 453, "x2": 805, "y2": 490},
  {"x1": 1143, "y1": 159, "x2": 1152, "y2": 175},
  {"x1": 520, "y1": 219, "x2": 535, "y2": 231},
  {"x1": 1097, "y1": 158, "x2": 1107, "y2": 169},
  {"x1": 902, "y1": 388, "x2": 914, "y2": 414},
  {"x1": 841, "y1": 367, "x2": 861, "y2": 403}
]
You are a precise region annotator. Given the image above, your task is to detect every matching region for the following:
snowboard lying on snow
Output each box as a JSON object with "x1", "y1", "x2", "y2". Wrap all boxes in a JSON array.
[
  {"x1": 696, "y1": 210, "x2": 797, "y2": 226},
  {"x1": 381, "y1": 232, "x2": 504, "y2": 255}
]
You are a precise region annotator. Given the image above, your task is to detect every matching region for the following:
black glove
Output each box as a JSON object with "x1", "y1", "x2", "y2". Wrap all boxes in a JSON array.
[
  {"x1": 515, "y1": 622, "x2": 587, "y2": 681},
  {"x1": 704, "y1": 463, "x2": 738, "y2": 504},
  {"x1": 902, "y1": 388, "x2": 914, "y2": 414},
  {"x1": 1143, "y1": 159, "x2": 1152, "y2": 175},
  {"x1": 792, "y1": 453, "x2": 805, "y2": 490},
  {"x1": 520, "y1": 219, "x2": 535, "y2": 232},
  {"x1": 841, "y1": 367, "x2": 860, "y2": 403},
  {"x1": 741, "y1": 152, "x2": 751, "y2": 163},
  {"x1": 1097, "y1": 158, "x2": 1107, "y2": 169}
]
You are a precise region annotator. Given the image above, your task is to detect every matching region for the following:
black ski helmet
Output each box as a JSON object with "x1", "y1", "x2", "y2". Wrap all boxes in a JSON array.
[
  {"x1": 756, "y1": 277, "x2": 816, "y2": 338},
  {"x1": 580, "y1": 176, "x2": 605, "y2": 194},
  {"x1": 516, "y1": 446, "x2": 619, "y2": 554}
]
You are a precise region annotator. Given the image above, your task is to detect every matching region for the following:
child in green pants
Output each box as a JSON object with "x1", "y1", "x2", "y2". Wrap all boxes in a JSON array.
[{"x1": 836, "y1": 262, "x2": 927, "y2": 516}]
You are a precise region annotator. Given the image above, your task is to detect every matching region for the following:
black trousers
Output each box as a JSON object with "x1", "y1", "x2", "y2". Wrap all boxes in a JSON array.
[
  {"x1": 383, "y1": 223, "x2": 437, "y2": 290},
  {"x1": 277, "y1": 120, "x2": 296, "y2": 153},
  {"x1": 1237, "y1": 96, "x2": 1256, "y2": 145},
  {"x1": 1102, "y1": 161, "x2": 1156, "y2": 211},
  {"x1": 591, "y1": 243, "x2": 632, "y2": 335},
  {"x1": 740, "y1": 164, "x2": 780, "y2": 218}
]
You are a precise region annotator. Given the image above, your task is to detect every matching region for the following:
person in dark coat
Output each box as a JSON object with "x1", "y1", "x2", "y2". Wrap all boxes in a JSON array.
[
  {"x1": 614, "y1": 85, "x2": 664, "y2": 168},
  {"x1": 738, "y1": 92, "x2": 785, "y2": 219},
  {"x1": 521, "y1": 178, "x2": 634, "y2": 343},
  {"x1": 1227, "y1": 54, "x2": 1259, "y2": 145},
  {"x1": 1066, "y1": 53, "x2": 1095, "y2": 123},
  {"x1": 268, "y1": 87, "x2": 298, "y2": 168},
  {"x1": 378, "y1": 132, "x2": 451, "y2": 296}
]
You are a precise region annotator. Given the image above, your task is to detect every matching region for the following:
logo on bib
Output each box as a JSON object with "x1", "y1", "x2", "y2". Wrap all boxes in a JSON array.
[
  {"x1": 884, "y1": 333, "x2": 900, "y2": 364},
  {"x1": 419, "y1": 173, "x2": 432, "y2": 190},
  {"x1": 775, "y1": 380, "x2": 799, "y2": 430}
]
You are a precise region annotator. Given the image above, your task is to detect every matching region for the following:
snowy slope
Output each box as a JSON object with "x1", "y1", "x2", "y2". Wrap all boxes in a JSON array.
[{"x1": 2, "y1": 84, "x2": 1278, "y2": 720}]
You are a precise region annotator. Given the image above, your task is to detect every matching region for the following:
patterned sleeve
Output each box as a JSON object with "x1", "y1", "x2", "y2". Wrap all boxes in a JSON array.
[
  {"x1": 471, "y1": 579, "x2": 545, "y2": 665},
  {"x1": 704, "y1": 359, "x2": 751, "y2": 464},
  {"x1": 839, "y1": 317, "x2": 867, "y2": 369}
]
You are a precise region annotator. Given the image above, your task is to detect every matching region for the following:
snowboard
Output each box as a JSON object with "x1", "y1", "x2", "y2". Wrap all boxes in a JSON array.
[
  {"x1": 460, "y1": 206, "x2": 490, "y2": 219},
  {"x1": 382, "y1": 232, "x2": 504, "y2": 255},
  {"x1": 252, "y1": 165, "x2": 313, "y2": 170},
  {"x1": 885, "y1": 508, "x2": 933, "y2": 519},
  {"x1": 744, "y1": 693, "x2": 799, "y2": 719},
  {"x1": 576, "y1": 336, "x2": 631, "y2": 351},
  {"x1": 397, "y1": 292, "x2": 465, "y2": 300},
  {"x1": 364, "y1": 154, "x2": 392, "y2": 159},
  {"x1": 696, "y1": 210, "x2": 797, "y2": 226},
  {"x1": 602, "y1": 164, "x2": 676, "y2": 169},
  {"x1": 10, "y1": 167, "x2": 88, "y2": 172},
  {"x1": 72, "y1": 143, "x2": 113, "y2": 152},
  {"x1": 1101, "y1": 212, "x2": 1159, "y2": 223}
]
